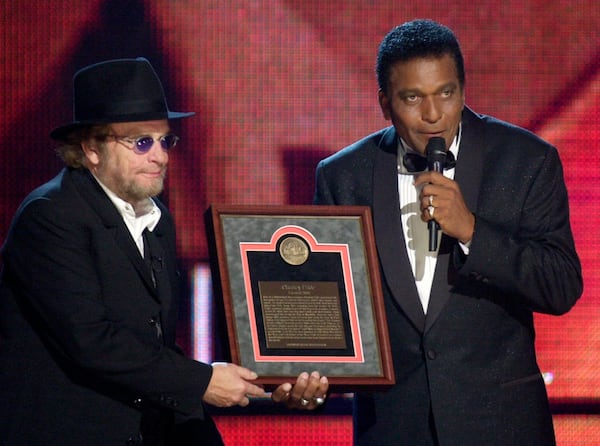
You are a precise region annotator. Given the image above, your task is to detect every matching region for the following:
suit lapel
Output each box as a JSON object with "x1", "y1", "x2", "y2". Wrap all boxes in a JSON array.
[
  {"x1": 424, "y1": 108, "x2": 486, "y2": 331},
  {"x1": 373, "y1": 128, "x2": 427, "y2": 332},
  {"x1": 69, "y1": 168, "x2": 159, "y2": 299},
  {"x1": 453, "y1": 108, "x2": 485, "y2": 213},
  {"x1": 144, "y1": 226, "x2": 172, "y2": 306},
  {"x1": 115, "y1": 227, "x2": 159, "y2": 299}
]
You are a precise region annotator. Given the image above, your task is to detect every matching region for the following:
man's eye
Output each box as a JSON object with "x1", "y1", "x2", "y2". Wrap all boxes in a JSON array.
[{"x1": 403, "y1": 95, "x2": 420, "y2": 104}]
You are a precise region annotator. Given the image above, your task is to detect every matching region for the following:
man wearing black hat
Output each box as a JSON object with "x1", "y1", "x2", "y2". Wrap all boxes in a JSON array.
[{"x1": 0, "y1": 58, "x2": 327, "y2": 445}]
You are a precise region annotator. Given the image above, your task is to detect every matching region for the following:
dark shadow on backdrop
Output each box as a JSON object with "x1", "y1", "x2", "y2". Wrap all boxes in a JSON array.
[
  {"x1": 1, "y1": 0, "x2": 208, "y2": 357},
  {"x1": 527, "y1": 47, "x2": 600, "y2": 131},
  {"x1": 1, "y1": 0, "x2": 164, "y2": 241},
  {"x1": 282, "y1": 146, "x2": 333, "y2": 205}
]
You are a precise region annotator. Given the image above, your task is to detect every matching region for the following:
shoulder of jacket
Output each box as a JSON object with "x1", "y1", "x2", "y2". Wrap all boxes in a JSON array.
[{"x1": 319, "y1": 127, "x2": 393, "y2": 166}]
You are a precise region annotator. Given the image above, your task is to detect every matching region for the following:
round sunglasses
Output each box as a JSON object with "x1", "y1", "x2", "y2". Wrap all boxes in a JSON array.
[{"x1": 107, "y1": 134, "x2": 180, "y2": 154}]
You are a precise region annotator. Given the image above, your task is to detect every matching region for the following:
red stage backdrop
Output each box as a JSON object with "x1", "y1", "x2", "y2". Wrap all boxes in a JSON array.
[{"x1": 1, "y1": 1, "x2": 599, "y2": 444}]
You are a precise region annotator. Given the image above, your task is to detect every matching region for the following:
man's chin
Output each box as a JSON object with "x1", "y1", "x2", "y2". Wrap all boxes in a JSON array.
[
  {"x1": 147, "y1": 183, "x2": 164, "y2": 199},
  {"x1": 127, "y1": 181, "x2": 164, "y2": 201}
]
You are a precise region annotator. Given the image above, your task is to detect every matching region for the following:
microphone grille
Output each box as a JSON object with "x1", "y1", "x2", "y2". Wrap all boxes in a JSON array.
[{"x1": 426, "y1": 137, "x2": 446, "y2": 163}]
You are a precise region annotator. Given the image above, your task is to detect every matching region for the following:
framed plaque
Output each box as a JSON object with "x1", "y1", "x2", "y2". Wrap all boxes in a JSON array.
[{"x1": 205, "y1": 204, "x2": 394, "y2": 390}]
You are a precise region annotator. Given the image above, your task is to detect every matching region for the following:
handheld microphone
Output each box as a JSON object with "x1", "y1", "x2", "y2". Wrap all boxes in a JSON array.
[{"x1": 426, "y1": 137, "x2": 447, "y2": 251}]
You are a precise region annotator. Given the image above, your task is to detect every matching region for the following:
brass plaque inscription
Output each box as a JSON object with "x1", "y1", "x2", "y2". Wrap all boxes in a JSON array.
[{"x1": 258, "y1": 281, "x2": 347, "y2": 350}]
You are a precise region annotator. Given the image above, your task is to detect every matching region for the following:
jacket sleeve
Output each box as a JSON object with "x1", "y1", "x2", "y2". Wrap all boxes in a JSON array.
[{"x1": 460, "y1": 145, "x2": 583, "y2": 315}]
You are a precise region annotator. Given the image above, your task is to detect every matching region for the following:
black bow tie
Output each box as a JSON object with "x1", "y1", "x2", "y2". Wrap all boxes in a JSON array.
[{"x1": 402, "y1": 151, "x2": 456, "y2": 172}]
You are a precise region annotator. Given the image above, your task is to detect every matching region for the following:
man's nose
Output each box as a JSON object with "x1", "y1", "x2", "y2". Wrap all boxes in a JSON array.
[{"x1": 421, "y1": 96, "x2": 442, "y2": 123}]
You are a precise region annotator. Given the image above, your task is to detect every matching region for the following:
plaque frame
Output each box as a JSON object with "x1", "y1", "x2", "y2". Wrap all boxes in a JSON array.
[{"x1": 205, "y1": 204, "x2": 394, "y2": 391}]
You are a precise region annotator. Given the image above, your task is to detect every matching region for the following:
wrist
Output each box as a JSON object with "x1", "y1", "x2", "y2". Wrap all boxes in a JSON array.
[{"x1": 459, "y1": 213, "x2": 476, "y2": 244}]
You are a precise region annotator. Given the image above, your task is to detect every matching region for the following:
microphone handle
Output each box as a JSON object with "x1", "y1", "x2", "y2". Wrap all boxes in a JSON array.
[
  {"x1": 428, "y1": 160, "x2": 443, "y2": 251},
  {"x1": 428, "y1": 220, "x2": 438, "y2": 251}
]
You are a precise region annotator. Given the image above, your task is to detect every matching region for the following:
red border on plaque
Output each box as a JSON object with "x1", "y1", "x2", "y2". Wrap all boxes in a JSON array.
[{"x1": 239, "y1": 225, "x2": 364, "y2": 363}]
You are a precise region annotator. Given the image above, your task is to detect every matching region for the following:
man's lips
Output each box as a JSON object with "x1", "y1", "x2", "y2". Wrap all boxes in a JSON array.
[
  {"x1": 422, "y1": 131, "x2": 445, "y2": 137},
  {"x1": 140, "y1": 170, "x2": 165, "y2": 178}
]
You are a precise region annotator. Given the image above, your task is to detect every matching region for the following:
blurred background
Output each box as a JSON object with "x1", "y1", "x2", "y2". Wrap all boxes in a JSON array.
[{"x1": 1, "y1": 1, "x2": 599, "y2": 444}]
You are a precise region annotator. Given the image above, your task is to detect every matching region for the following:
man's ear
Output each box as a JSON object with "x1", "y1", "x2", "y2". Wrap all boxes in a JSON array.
[
  {"x1": 378, "y1": 89, "x2": 391, "y2": 121},
  {"x1": 81, "y1": 140, "x2": 101, "y2": 167}
]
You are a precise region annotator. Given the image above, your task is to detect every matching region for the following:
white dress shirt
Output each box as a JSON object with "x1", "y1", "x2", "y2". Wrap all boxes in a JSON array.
[
  {"x1": 93, "y1": 175, "x2": 162, "y2": 257},
  {"x1": 396, "y1": 129, "x2": 461, "y2": 313}
]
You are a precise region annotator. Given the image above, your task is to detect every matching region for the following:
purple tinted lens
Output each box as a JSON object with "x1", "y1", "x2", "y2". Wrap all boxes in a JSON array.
[
  {"x1": 135, "y1": 136, "x2": 155, "y2": 152},
  {"x1": 160, "y1": 134, "x2": 178, "y2": 150}
]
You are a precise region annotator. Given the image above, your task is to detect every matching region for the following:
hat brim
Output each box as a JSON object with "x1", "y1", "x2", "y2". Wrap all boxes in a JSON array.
[{"x1": 50, "y1": 110, "x2": 195, "y2": 141}]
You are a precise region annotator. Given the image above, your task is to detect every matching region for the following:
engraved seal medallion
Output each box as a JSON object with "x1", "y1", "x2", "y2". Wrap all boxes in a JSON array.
[{"x1": 279, "y1": 236, "x2": 309, "y2": 265}]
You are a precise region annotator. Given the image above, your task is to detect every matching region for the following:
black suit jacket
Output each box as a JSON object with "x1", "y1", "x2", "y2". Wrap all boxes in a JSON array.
[
  {"x1": 314, "y1": 107, "x2": 582, "y2": 446},
  {"x1": 0, "y1": 168, "x2": 220, "y2": 445}
]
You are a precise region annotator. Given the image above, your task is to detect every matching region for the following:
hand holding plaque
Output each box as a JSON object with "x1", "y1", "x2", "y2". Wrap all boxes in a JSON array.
[{"x1": 271, "y1": 371, "x2": 329, "y2": 410}]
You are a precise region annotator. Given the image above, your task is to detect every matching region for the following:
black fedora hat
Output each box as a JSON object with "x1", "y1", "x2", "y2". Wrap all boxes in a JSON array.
[{"x1": 50, "y1": 57, "x2": 194, "y2": 140}]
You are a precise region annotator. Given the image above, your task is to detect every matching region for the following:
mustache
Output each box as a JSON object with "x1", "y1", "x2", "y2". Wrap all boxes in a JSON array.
[{"x1": 139, "y1": 166, "x2": 167, "y2": 176}]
